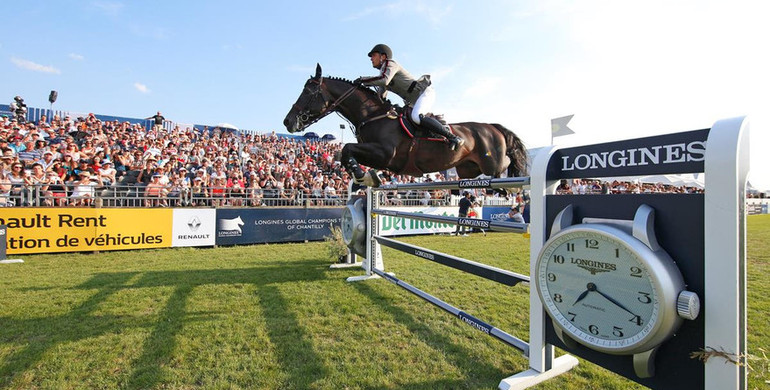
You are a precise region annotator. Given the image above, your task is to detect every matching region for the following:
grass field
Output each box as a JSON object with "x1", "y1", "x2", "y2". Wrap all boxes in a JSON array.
[{"x1": 1, "y1": 215, "x2": 768, "y2": 389}]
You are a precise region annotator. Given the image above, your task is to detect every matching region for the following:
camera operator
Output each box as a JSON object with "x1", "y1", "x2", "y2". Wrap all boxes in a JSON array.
[{"x1": 10, "y1": 96, "x2": 27, "y2": 124}]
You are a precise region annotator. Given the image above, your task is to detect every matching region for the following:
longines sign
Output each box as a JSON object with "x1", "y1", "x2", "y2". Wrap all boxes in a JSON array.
[{"x1": 546, "y1": 128, "x2": 710, "y2": 179}]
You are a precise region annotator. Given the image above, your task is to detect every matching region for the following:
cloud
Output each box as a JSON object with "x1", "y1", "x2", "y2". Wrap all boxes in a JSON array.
[
  {"x1": 428, "y1": 57, "x2": 464, "y2": 84},
  {"x1": 128, "y1": 24, "x2": 168, "y2": 40},
  {"x1": 462, "y1": 77, "x2": 502, "y2": 99},
  {"x1": 11, "y1": 57, "x2": 61, "y2": 74},
  {"x1": 134, "y1": 82, "x2": 150, "y2": 94},
  {"x1": 69, "y1": 53, "x2": 85, "y2": 61},
  {"x1": 343, "y1": 3, "x2": 399, "y2": 21},
  {"x1": 91, "y1": 1, "x2": 124, "y2": 16},
  {"x1": 345, "y1": 0, "x2": 452, "y2": 26}
]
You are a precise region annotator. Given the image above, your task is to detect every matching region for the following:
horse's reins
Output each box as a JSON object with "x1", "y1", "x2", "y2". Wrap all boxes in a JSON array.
[
  {"x1": 295, "y1": 79, "x2": 358, "y2": 130},
  {"x1": 296, "y1": 79, "x2": 394, "y2": 136}
]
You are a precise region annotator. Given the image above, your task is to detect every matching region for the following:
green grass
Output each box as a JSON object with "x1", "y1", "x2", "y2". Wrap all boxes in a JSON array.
[{"x1": 1, "y1": 215, "x2": 768, "y2": 389}]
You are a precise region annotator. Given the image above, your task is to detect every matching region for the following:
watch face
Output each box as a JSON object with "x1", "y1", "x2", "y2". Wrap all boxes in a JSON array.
[
  {"x1": 341, "y1": 206, "x2": 354, "y2": 244},
  {"x1": 537, "y1": 226, "x2": 661, "y2": 353}
]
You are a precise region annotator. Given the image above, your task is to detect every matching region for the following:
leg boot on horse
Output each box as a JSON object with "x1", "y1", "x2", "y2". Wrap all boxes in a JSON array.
[
  {"x1": 419, "y1": 114, "x2": 465, "y2": 151},
  {"x1": 347, "y1": 157, "x2": 381, "y2": 187}
]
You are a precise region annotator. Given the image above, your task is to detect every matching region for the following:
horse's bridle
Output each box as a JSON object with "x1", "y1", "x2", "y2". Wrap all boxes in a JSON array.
[{"x1": 293, "y1": 78, "x2": 357, "y2": 131}]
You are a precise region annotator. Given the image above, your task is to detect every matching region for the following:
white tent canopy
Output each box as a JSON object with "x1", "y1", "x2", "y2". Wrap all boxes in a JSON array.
[{"x1": 215, "y1": 123, "x2": 239, "y2": 131}]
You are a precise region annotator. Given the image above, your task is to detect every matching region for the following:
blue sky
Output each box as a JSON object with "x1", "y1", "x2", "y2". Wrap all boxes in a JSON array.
[{"x1": 2, "y1": 0, "x2": 768, "y2": 189}]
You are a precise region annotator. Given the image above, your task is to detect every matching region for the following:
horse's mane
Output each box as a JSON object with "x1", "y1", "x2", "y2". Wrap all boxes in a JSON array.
[{"x1": 323, "y1": 76, "x2": 392, "y2": 109}]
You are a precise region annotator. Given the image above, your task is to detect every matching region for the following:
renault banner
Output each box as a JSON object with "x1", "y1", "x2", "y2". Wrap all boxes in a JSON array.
[
  {"x1": 0, "y1": 209, "x2": 172, "y2": 254},
  {"x1": 172, "y1": 209, "x2": 216, "y2": 247}
]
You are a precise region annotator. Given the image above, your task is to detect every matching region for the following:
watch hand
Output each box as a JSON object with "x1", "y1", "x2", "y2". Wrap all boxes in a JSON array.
[
  {"x1": 573, "y1": 282, "x2": 596, "y2": 306},
  {"x1": 594, "y1": 288, "x2": 637, "y2": 317},
  {"x1": 572, "y1": 289, "x2": 590, "y2": 306}
]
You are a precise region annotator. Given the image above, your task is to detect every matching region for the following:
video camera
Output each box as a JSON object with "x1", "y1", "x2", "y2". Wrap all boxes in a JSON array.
[{"x1": 9, "y1": 96, "x2": 27, "y2": 123}]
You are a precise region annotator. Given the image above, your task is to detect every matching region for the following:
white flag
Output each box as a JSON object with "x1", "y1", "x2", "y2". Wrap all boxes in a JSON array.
[{"x1": 551, "y1": 115, "x2": 575, "y2": 137}]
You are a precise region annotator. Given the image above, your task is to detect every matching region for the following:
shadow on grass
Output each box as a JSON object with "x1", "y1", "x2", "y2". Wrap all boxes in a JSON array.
[
  {"x1": 351, "y1": 281, "x2": 514, "y2": 389},
  {"x1": 0, "y1": 262, "x2": 329, "y2": 389},
  {"x1": 257, "y1": 285, "x2": 328, "y2": 388}
]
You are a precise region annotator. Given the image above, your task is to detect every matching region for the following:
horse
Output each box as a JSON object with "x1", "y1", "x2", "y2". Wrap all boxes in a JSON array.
[{"x1": 283, "y1": 64, "x2": 528, "y2": 187}]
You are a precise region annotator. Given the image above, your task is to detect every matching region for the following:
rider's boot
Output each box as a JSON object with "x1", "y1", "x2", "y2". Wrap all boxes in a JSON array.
[{"x1": 419, "y1": 114, "x2": 465, "y2": 151}]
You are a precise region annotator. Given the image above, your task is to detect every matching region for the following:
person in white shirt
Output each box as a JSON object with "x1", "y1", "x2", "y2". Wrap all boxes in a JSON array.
[{"x1": 99, "y1": 161, "x2": 117, "y2": 186}]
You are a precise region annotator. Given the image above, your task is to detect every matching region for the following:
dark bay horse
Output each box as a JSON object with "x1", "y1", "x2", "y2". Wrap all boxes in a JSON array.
[{"x1": 284, "y1": 64, "x2": 528, "y2": 187}]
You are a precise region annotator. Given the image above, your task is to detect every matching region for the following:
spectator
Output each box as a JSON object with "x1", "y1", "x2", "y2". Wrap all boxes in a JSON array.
[
  {"x1": 147, "y1": 111, "x2": 166, "y2": 131},
  {"x1": 99, "y1": 161, "x2": 117, "y2": 186},
  {"x1": 0, "y1": 169, "x2": 11, "y2": 206},
  {"x1": 145, "y1": 174, "x2": 168, "y2": 207},
  {"x1": 47, "y1": 171, "x2": 67, "y2": 206},
  {"x1": 70, "y1": 172, "x2": 95, "y2": 206},
  {"x1": 507, "y1": 205, "x2": 525, "y2": 223},
  {"x1": 39, "y1": 150, "x2": 56, "y2": 171},
  {"x1": 191, "y1": 177, "x2": 208, "y2": 206}
]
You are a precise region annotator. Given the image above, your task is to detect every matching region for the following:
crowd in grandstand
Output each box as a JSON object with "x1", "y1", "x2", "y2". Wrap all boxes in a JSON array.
[
  {"x1": 0, "y1": 107, "x2": 705, "y2": 208},
  {"x1": 0, "y1": 111, "x2": 362, "y2": 207}
]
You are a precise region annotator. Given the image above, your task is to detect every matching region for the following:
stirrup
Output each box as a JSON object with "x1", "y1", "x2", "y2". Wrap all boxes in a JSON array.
[{"x1": 449, "y1": 136, "x2": 465, "y2": 151}]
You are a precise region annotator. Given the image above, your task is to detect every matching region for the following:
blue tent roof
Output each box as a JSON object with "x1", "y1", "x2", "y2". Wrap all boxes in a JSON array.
[
  {"x1": 304, "y1": 132, "x2": 319, "y2": 138},
  {"x1": 322, "y1": 134, "x2": 337, "y2": 140}
]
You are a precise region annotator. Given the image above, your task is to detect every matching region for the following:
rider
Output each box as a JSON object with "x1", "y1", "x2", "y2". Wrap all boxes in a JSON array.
[{"x1": 354, "y1": 44, "x2": 465, "y2": 151}]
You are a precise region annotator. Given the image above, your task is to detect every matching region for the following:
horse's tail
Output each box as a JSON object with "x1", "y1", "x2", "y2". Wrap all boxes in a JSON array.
[{"x1": 491, "y1": 123, "x2": 528, "y2": 177}]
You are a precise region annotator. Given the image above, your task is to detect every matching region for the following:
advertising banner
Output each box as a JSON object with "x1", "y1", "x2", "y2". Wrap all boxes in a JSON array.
[
  {"x1": 377, "y1": 206, "x2": 457, "y2": 236},
  {"x1": 0, "y1": 209, "x2": 172, "y2": 254},
  {"x1": 547, "y1": 128, "x2": 709, "y2": 179},
  {"x1": 172, "y1": 209, "x2": 216, "y2": 247},
  {"x1": 215, "y1": 208, "x2": 342, "y2": 246},
  {"x1": 482, "y1": 206, "x2": 511, "y2": 223},
  {"x1": 0, "y1": 225, "x2": 6, "y2": 259}
]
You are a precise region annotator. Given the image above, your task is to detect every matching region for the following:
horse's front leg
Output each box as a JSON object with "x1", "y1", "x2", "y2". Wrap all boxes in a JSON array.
[{"x1": 341, "y1": 143, "x2": 386, "y2": 187}]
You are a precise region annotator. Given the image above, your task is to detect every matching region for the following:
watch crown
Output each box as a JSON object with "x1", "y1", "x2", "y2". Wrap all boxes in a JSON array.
[{"x1": 677, "y1": 291, "x2": 700, "y2": 320}]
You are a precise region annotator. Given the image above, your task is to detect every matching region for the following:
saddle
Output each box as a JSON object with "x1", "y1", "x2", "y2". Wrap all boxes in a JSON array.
[{"x1": 396, "y1": 106, "x2": 449, "y2": 140}]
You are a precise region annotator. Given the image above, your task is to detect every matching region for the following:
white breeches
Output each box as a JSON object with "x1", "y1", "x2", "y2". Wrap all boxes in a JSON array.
[{"x1": 411, "y1": 85, "x2": 436, "y2": 124}]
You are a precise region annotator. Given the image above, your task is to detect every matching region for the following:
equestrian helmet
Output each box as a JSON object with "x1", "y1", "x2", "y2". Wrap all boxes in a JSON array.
[{"x1": 368, "y1": 44, "x2": 392, "y2": 59}]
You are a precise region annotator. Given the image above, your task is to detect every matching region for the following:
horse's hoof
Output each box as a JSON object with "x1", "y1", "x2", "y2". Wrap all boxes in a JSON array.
[{"x1": 369, "y1": 171, "x2": 382, "y2": 187}]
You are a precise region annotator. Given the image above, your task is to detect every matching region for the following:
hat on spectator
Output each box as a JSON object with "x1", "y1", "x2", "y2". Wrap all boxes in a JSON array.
[
  {"x1": 152, "y1": 173, "x2": 161, "y2": 178},
  {"x1": 102, "y1": 161, "x2": 112, "y2": 166},
  {"x1": 43, "y1": 150, "x2": 53, "y2": 155},
  {"x1": 194, "y1": 177, "x2": 203, "y2": 181}
]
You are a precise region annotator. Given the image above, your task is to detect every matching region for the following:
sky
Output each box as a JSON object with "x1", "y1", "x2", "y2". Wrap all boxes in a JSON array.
[{"x1": 2, "y1": 0, "x2": 768, "y2": 189}]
